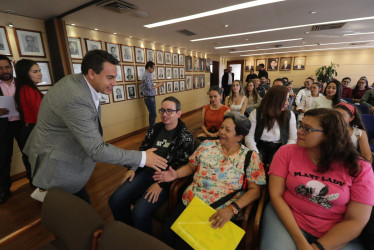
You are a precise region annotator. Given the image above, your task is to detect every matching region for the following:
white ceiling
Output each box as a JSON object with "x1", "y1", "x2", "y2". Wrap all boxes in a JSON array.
[{"x1": 2, "y1": 0, "x2": 374, "y2": 58}]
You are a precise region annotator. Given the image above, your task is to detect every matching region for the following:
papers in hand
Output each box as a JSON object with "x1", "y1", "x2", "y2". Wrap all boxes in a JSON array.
[
  {"x1": 0, "y1": 96, "x2": 19, "y2": 118},
  {"x1": 171, "y1": 196, "x2": 245, "y2": 250}
]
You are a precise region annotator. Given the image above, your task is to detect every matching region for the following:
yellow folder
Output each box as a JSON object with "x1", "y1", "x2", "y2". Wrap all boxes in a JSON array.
[{"x1": 171, "y1": 196, "x2": 245, "y2": 250}]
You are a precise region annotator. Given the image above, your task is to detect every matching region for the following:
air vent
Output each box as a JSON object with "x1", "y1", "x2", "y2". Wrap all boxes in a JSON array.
[
  {"x1": 350, "y1": 42, "x2": 369, "y2": 46},
  {"x1": 97, "y1": 0, "x2": 137, "y2": 13},
  {"x1": 229, "y1": 48, "x2": 236, "y2": 51},
  {"x1": 177, "y1": 29, "x2": 196, "y2": 36},
  {"x1": 274, "y1": 44, "x2": 283, "y2": 48},
  {"x1": 311, "y1": 23, "x2": 346, "y2": 31}
]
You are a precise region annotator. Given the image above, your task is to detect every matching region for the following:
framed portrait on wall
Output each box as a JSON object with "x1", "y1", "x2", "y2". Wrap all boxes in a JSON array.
[
  {"x1": 256, "y1": 59, "x2": 266, "y2": 71},
  {"x1": 179, "y1": 54, "x2": 184, "y2": 66},
  {"x1": 106, "y1": 42, "x2": 120, "y2": 60},
  {"x1": 136, "y1": 65, "x2": 145, "y2": 81},
  {"x1": 200, "y1": 75, "x2": 205, "y2": 88},
  {"x1": 173, "y1": 81, "x2": 179, "y2": 92},
  {"x1": 165, "y1": 52, "x2": 171, "y2": 65},
  {"x1": 146, "y1": 49, "x2": 155, "y2": 63},
  {"x1": 186, "y1": 75, "x2": 192, "y2": 90},
  {"x1": 135, "y1": 47, "x2": 145, "y2": 64},
  {"x1": 185, "y1": 56, "x2": 192, "y2": 72},
  {"x1": 0, "y1": 26, "x2": 12, "y2": 56},
  {"x1": 15, "y1": 28, "x2": 45, "y2": 57},
  {"x1": 193, "y1": 57, "x2": 199, "y2": 71},
  {"x1": 153, "y1": 83, "x2": 158, "y2": 95},
  {"x1": 280, "y1": 57, "x2": 292, "y2": 71},
  {"x1": 124, "y1": 65, "x2": 135, "y2": 82},
  {"x1": 180, "y1": 80, "x2": 185, "y2": 91},
  {"x1": 115, "y1": 65, "x2": 123, "y2": 82},
  {"x1": 193, "y1": 75, "x2": 199, "y2": 89},
  {"x1": 179, "y1": 68, "x2": 185, "y2": 79},
  {"x1": 166, "y1": 67, "x2": 172, "y2": 79},
  {"x1": 156, "y1": 50, "x2": 164, "y2": 64},
  {"x1": 72, "y1": 63, "x2": 82, "y2": 74},
  {"x1": 126, "y1": 84, "x2": 137, "y2": 99},
  {"x1": 158, "y1": 67, "x2": 165, "y2": 80},
  {"x1": 112, "y1": 85, "x2": 125, "y2": 102},
  {"x1": 68, "y1": 37, "x2": 83, "y2": 59},
  {"x1": 173, "y1": 53, "x2": 179, "y2": 65},
  {"x1": 245, "y1": 59, "x2": 254, "y2": 72},
  {"x1": 267, "y1": 58, "x2": 279, "y2": 71},
  {"x1": 152, "y1": 67, "x2": 157, "y2": 80},
  {"x1": 173, "y1": 68, "x2": 179, "y2": 79},
  {"x1": 100, "y1": 94, "x2": 110, "y2": 104},
  {"x1": 166, "y1": 81, "x2": 173, "y2": 93},
  {"x1": 159, "y1": 82, "x2": 166, "y2": 95},
  {"x1": 293, "y1": 56, "x2": 306, "y2": 70},
  {"x1": 138, "y1": 87, "x2": 144, "y2": 98},
  {"x1": 85, "y1": 39, "x2": 102, "y2": 51},
  {"x1": 206, "y1": 59, "x2": 211, "y2": 72},
  {"x1": 36, "y1": 62, "x2": 52, "y2": 86},
  {"x1": 199, "y1": 58, "x2": 205, "y2": 72},
  {"x1": 121, "y1": 45, "x2": 133, "y2": 62}
]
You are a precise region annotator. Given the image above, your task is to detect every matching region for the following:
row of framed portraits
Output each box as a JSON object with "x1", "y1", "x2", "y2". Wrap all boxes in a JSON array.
[
  {"x1": 245, "y1": 56, "x2": 307, "y2": 72},
  {"x1": 99, "y1": 74, "x2": 205, "y2": 104},
  {"x1": 68, "y1": 37, "x2": 211, "y2": 72},
  {"x1": 0, "y1": 26, "x2": 46, "y2": 57}
]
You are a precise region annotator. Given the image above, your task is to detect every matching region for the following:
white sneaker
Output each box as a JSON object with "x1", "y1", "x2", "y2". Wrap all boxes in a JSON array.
[{"x1": 30, "y1": 188, "x2": 47, "y2": 202}]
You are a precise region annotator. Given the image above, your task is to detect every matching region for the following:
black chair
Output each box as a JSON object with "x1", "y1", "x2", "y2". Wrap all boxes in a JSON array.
[
  {"x1": 361, "y1": 114, "x2": 374, "y2": 151},
  {"x1": 343, "y1": 97, "x2": 353, "y2": 103},
  {"x1": 354, "y1": 104, "x2": 370, "y2": 114}
]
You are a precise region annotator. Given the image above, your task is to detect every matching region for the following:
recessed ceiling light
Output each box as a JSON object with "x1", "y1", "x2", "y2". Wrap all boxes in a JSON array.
[
  {"x1": 224, "y1": 24, "x2": 229, "y2": 28},
  {"x1": 191, "y1": 15, "x2": 374, "y2": 42},
  {"x1": 302, "y1": 41, "x2": 306, "y2": 44},
  {"x1": 215, "y1": 38, "x2": 303, "y2": 49},
  {"x1": 343, "y1": 31, "x2": 374, "y2": 36},
  {"x1": 309, "y1": 11, "x2": 318, "y2": 14},
  {"x1": 144, "y1": 0, "x2": 285, "y2": 28},
  {"x1": 239, "y1": 45, "x2": 374, "y2": 56},
  {"x1": 305, "y1": 31, "x2": 309, "y2": 34},
  {"x1": 71, "y1": 23, "x2": 76, "y2": 26},
  {"x1": 129, "y1": 36, "x2": 132, "y2": 38},
  {"x1": 229, "y1": 39, "x2": 374, "y2": 53},
  {"x1": 245, "y1": 38, "x2": 249, "y2": 41},
  {"x1": 94, "y1": 28, "x2": 98, "y2": 31},
  {"x1": 113, "y1": 32, "x2": 117, "y2": 35}
]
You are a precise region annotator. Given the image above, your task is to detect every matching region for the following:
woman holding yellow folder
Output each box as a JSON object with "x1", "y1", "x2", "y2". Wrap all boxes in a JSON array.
[{"x1": 154, "y1": 112, "x2": 266, "y2": 249}]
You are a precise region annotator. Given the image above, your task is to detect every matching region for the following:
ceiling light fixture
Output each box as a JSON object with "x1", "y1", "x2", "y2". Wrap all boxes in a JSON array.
[
  {"x1": 239, "y1": 45, "x2": 374, "y2": 57},
  {"x1": 191, "y1": 15, "x2": 374, "y2": 42},
  {"x1": 229, "y1": 39, "x2": 374, "y2": 53},
  {"x1": 309, "y1": 11, "x2": 318, "y2": 14},
  {"x1": 224, "y1": 24, "x2": 229, "y2": 28},
  {"x1": 144, "y1": 0, "x2": 284, "y2": 28},
  {"x1": 71, "y1": 23, "x2": 76, "y2": 26},
  {"x1": 113, "y1": 32, "x2": 117, "y2": 35},
  {"x1": 343, "y1": 31, "x2": 374, "y2": 36},
  {"x1": 94, "y1": 28, "x2": 98, "y2": 31},
  {"x1": 215, "y1": 38, "x2": 303, "y2": 49},
  {"x1": 8, "y1": 22, "x2": 13, "y2": 28}
]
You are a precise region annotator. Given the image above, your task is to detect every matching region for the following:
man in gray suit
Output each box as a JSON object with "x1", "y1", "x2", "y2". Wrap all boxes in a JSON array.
[{"x1": 24, "y1": 50, "x2": 167, "y2": 203}]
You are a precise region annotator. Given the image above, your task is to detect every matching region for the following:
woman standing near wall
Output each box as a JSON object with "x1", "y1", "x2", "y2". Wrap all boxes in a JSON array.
[
  {"x1": 14, "y1": 59, "x2": 44, "y2": 181},
  {"x1": 225, "y1": 80, "x2": 248, "y2": 115}
]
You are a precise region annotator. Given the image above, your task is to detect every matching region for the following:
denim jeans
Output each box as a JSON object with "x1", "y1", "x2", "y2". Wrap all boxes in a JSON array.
[
  {"x1": 108, "y1": 169, "x2": 169, "y2": 235},
  {"x1": 260, "y1": 203, "x2": 365, "y2": 250},
  {"x1": 144, "y1": 96, "x2": 156, "y2": 126}
]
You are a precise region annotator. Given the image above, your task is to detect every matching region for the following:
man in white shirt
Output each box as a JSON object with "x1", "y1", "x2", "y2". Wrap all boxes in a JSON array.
[{"x1": 295, "y1": 77, "x2": 313, "y2": 106}]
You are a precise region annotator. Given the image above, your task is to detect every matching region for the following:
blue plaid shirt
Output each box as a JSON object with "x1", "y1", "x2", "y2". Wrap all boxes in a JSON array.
[{"x1": 141, "y1": 71, "x2": 155, "y2": 96}]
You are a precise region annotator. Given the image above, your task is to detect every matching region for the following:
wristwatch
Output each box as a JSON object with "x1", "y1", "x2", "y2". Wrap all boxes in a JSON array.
[{"x1": 229, "y1": 202, "x2": 240, "y2": 215}]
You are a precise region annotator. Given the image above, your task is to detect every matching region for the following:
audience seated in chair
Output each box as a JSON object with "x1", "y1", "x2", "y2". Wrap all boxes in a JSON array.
[
  {"x1": 225, "y1": 80, "x2": 248, "y2": 115},
  {"x1": 261, "y1": 109, "x2": 374, "y2": 250},
  {"x1": 108, "y1": 96, "x2": 194, "y2": 235},
  {"x1": 297, "y1": 82, "x2": 323, "y2": 121},
  {"x1": 360, "y1": 87, "x2": 374, "y2": 114},
  {"x1": 244, "y1": 81, "x2": 262, "y2": 117},
  {"x1": 154, "y1": 112, "x2": 266, "y2": 249},
  {"x1": 310, "y1": 79, "x2": 343, "y2": 109}
]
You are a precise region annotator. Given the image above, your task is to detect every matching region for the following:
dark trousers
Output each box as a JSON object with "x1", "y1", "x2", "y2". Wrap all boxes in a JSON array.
[
  {"x1": 0, "y1": 120, "x2": 22, "y2": 192},
  {"x1": 144, "y1": 96, "x2": 156, "y2": 126},
  {"x1": 74, "y1": 186, "x2": 91, "y2": 204},
  {"x1": 108, "y1": 169, "x2": 169, "y2": 235},
  {"x1": 257, "y1": 140, "x2": 282, "y2": 172},
  {"x1": 223, "y1": 85, "x2": 231, "y2": 100},
  {"x1": 18, "y1": 123, "x2": 35, "y2": 182}
]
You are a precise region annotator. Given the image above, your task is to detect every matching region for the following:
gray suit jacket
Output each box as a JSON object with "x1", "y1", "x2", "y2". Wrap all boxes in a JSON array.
[{"x1": 24, "y1": 73, "x2": 142, "y2": 193}]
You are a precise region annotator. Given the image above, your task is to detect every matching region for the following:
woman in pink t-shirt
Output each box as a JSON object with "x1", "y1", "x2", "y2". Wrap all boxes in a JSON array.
[{"x1": 261, "y1": 108, "x2": 374, "y2": 250}]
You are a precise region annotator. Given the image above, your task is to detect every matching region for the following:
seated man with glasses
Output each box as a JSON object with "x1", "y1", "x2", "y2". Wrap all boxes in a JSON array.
[{"x1": 109, "y1": 96, "x2": 194, "y2": 235}]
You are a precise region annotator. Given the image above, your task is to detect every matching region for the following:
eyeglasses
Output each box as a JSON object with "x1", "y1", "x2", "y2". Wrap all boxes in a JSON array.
[
  {"x1": 158, "y1": 108, "x2": 178, "y2": 115},
  {"x1": 297, "y1": 121, "x2": 324, "y2": 134}
]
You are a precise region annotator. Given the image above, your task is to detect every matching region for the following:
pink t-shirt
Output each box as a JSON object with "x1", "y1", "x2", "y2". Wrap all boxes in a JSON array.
[{"x1": 270, "y1": 144, "x2": 374, "y2": 237}]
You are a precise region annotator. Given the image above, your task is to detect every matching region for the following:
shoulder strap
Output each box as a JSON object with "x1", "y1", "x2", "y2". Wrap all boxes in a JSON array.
[{"x1": 210, "y1": 150, "x2": 252, "y2": 209}]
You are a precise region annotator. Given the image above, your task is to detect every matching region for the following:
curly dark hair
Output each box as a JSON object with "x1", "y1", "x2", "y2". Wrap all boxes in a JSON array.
[
  {"x1": 304, "y1": 108, "x2": 360, "y2": 176},
  {"x1": 259, "y1": 85, "x2": 289, "y2": 130}
]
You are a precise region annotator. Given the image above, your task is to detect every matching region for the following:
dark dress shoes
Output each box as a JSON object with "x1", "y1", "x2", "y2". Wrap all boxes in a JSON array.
[{"x1": 0, "y1": 190, "x2": 10, "y2": 204}]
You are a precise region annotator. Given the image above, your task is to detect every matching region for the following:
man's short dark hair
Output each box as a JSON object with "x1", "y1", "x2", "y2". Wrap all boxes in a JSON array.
[
  {"x1": 259, "y1": 63, "x2": 265, "y2": 68},
  {"x1": 273, "y1": 78, "x2": 284, "y2": 84},
  {"x1": 342, "y1": 77, "x2": 351, "y2": 82},
  {"x1": 253, "y1": 76, "x2": 260, "y2": 80},
  {"x1": 145, "y1": 61, "x2": 155, "y2": 70},
  {"x1": 0, "y1": 55, "x2": 11, "y2": 65},
  {"x1": 81, "y1": 50, "x2": 118, "y2": 75},
  {"x1": 162, "y1": 96, "x2": 181, "y2": 111}
]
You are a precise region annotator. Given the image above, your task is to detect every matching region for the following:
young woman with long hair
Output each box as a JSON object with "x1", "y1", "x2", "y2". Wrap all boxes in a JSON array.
[
  {"x1": 334, "y1": 102, "x2": 372, "y2": 163},
  {"x1": 261, "y1": 108, "x2": 374, "y2": 250},
  {"x1": 14, "y1": 59, "x2": 44, "y2": 181},
  {"x1": 352, "y1": 78, "x2": 370, "y2": 102},
  {"x1": 225, "y1": 80, "x2": 248, "y2": 115},
  {"x1": 245, "y1": 85, "x2": 297, "y2": 168},
  {"x1": 311, "y1": 79, "x2": 342, "y2": 109},
  {"x1": 245, "y1": 81, "x2": 262, "y2": 109},
  {"x1": 198, "y1": 86, "x2": 230, "y2": 139}
]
